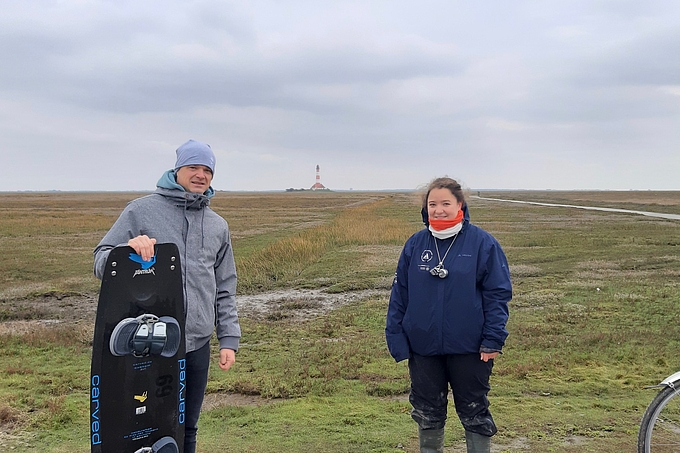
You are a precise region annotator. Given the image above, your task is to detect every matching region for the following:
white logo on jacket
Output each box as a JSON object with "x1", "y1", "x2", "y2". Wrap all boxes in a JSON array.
[{"x1": 420, "y1": 250, "x2": 433, "y2": 262}]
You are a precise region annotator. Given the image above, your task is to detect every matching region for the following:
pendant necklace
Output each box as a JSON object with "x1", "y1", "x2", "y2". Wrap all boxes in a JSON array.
[{"x1": 430, "y1": 234, "x2": 458, "y2": 278}]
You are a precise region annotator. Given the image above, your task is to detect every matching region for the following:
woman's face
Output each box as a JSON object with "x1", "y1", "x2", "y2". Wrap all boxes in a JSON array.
[{"x1": 427, "y1": 188, "x2": 462, "y2": 220}]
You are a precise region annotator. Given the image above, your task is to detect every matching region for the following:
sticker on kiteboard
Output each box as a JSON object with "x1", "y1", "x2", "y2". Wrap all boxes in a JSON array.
[{"x1": 90, "y1": 243, "x2": 186, "y2": 453}]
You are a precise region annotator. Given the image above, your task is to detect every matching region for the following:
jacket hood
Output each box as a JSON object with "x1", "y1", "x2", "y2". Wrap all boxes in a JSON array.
[
  {"x1": 156, "y1": 169, "x2": 214, "y2": 209},
  {"x1": 421, "y1": 202, "x2": 470, "y2": 228}
]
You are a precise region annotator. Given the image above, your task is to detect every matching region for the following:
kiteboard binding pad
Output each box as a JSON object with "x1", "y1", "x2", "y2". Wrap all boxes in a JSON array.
[
  {"x1": 91, "y1": 243, "x2": 185, "y2": 453},
  {"x1": 132, "y1": 436, "x2": 179, "y2": 453}
]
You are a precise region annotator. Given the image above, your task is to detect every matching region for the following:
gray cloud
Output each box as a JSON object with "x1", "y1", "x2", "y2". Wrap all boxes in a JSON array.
[
  {"x1": 1, "y1": 0, "x2": 680, "y2": 191},
  {"x1": 1, "y1": 1, "x2": 463, "y2": 114}
]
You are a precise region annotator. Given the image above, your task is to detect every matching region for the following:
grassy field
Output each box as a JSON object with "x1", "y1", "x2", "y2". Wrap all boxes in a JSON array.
[{"x1": 1, "y1": 190, "x2": 680, "y2": 452}]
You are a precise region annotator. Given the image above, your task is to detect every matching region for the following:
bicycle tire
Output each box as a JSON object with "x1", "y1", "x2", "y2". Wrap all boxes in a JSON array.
[{"x1": 638, "y1": 384, "x2": 680, "y2": 453}]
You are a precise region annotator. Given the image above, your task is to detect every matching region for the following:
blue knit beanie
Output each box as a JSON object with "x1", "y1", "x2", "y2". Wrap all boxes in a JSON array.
[{"x1": 174, "y1": 139, "x2": 216, "y2": 174}]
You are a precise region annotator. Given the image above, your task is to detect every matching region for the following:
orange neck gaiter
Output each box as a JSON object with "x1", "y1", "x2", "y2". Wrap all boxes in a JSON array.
[{"x1": 429, "y1": 209, "x2": 464, "y2": 231}]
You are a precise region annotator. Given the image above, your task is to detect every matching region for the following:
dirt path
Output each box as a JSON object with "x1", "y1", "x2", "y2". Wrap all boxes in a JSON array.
[{"x1": 476, "y1": 195, "x2": 680, "y2": 220}]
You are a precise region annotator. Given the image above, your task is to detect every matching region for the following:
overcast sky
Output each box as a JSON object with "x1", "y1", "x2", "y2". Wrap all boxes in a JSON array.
[{"x1": 2, "y1": 1, "x2": 679, "y2": 191}]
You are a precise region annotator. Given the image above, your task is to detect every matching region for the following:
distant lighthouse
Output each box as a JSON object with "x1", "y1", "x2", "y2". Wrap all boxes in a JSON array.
[{"x1": 310, "y1": 164, "x2": 327, "y2": 190}]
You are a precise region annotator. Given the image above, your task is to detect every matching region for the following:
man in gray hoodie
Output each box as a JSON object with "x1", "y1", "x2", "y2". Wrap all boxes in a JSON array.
[{"x1": 94, "y1": 139, "x2": 241, "y2": 453}]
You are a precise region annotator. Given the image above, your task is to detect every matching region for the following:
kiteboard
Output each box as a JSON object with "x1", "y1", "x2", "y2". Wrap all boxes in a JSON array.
[{"x1": 90, "y1": 243, "x2": 185, "y2": 453}]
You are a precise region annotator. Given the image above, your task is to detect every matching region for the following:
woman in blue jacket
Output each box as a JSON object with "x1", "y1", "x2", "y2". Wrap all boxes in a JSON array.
[{"x1": 386, "y1": 177, "x2": 511, "y2": 453}]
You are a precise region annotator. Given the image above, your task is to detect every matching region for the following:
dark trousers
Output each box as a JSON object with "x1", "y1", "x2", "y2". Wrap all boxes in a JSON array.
[
  {"x1": 184, "y1": 341, "x2": 211, "y2": 453},
  {"x1": 408, "y1": 353, "x2": 497, "y2": 437}
]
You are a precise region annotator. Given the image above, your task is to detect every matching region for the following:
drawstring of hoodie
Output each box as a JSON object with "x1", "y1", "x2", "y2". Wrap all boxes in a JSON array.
[
  {"x1": 201, "y1": 208, "x2": 205, "y2": 249},
  {"x1": 182, "y1": 197, "x2": 190, "y2": 314}
]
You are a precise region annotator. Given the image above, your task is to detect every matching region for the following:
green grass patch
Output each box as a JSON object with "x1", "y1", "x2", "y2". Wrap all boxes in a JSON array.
[{"x1": 2, "y1": 191, "x2": 680, "y2": 451}]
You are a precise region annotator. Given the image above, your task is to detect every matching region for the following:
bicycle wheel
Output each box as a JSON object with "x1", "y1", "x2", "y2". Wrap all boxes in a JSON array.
[{"x1": 638, "y1": 384, "x2": 680, "y2": 453}]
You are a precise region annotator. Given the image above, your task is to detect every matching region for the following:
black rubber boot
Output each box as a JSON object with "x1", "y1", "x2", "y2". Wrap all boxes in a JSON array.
[
  {"x1": 418, "y1": 427, "x2": 445, "y2": 453},
  {"x1": 465, "y1": 430, "x2": 491, "y2": 453}
]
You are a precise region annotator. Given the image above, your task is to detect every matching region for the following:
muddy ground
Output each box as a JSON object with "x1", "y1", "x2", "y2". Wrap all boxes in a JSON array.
[
  {"x1": 0, "y1": 288, "x2": 388, "y2": 335},
  {"x1": 0, "y1": 288, "x2": 389, "y2": 411}
]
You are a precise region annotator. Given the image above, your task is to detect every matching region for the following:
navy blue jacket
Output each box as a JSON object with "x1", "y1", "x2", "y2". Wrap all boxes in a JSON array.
[{"x1": 385, "y1": 204, "x2": 511, "y2": 362}]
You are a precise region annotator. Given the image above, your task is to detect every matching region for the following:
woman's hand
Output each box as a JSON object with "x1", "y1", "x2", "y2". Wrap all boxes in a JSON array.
[{"x1": 480, "y1": 352, "x2": 499, "y2": 362}]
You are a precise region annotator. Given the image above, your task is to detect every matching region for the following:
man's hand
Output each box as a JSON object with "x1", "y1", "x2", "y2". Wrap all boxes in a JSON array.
[
  {"x1": 128, "y1": 235, "x2": 157, "y2": 261},
  {"x1": 219, "y1": 348, "x2": 236, "y2": 371}
]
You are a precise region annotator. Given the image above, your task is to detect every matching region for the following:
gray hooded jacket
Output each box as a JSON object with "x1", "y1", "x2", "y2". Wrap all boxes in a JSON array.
[{"x1": 93, "y1": 170, "x2": 240, "y2": 353}]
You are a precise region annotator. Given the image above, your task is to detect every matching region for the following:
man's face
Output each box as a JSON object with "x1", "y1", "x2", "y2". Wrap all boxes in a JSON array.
[{"x1": 176, "y1": 165, "x2": 213, "y2": 194}]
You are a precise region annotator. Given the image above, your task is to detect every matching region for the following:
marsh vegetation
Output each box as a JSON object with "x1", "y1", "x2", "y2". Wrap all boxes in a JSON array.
[{"x1": 1, "y1": 190, "x2": 680, "y2": 452}]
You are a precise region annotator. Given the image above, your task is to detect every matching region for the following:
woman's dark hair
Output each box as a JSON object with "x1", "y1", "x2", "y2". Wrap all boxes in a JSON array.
[{"x1": 422, "y1": 177, "x2": 465, "y2": 210}]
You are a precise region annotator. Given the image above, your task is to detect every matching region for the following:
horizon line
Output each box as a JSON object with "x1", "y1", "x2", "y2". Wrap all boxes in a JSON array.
[{"x1": 2, "y1": 188, "x2": 680, "y2": 194}]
